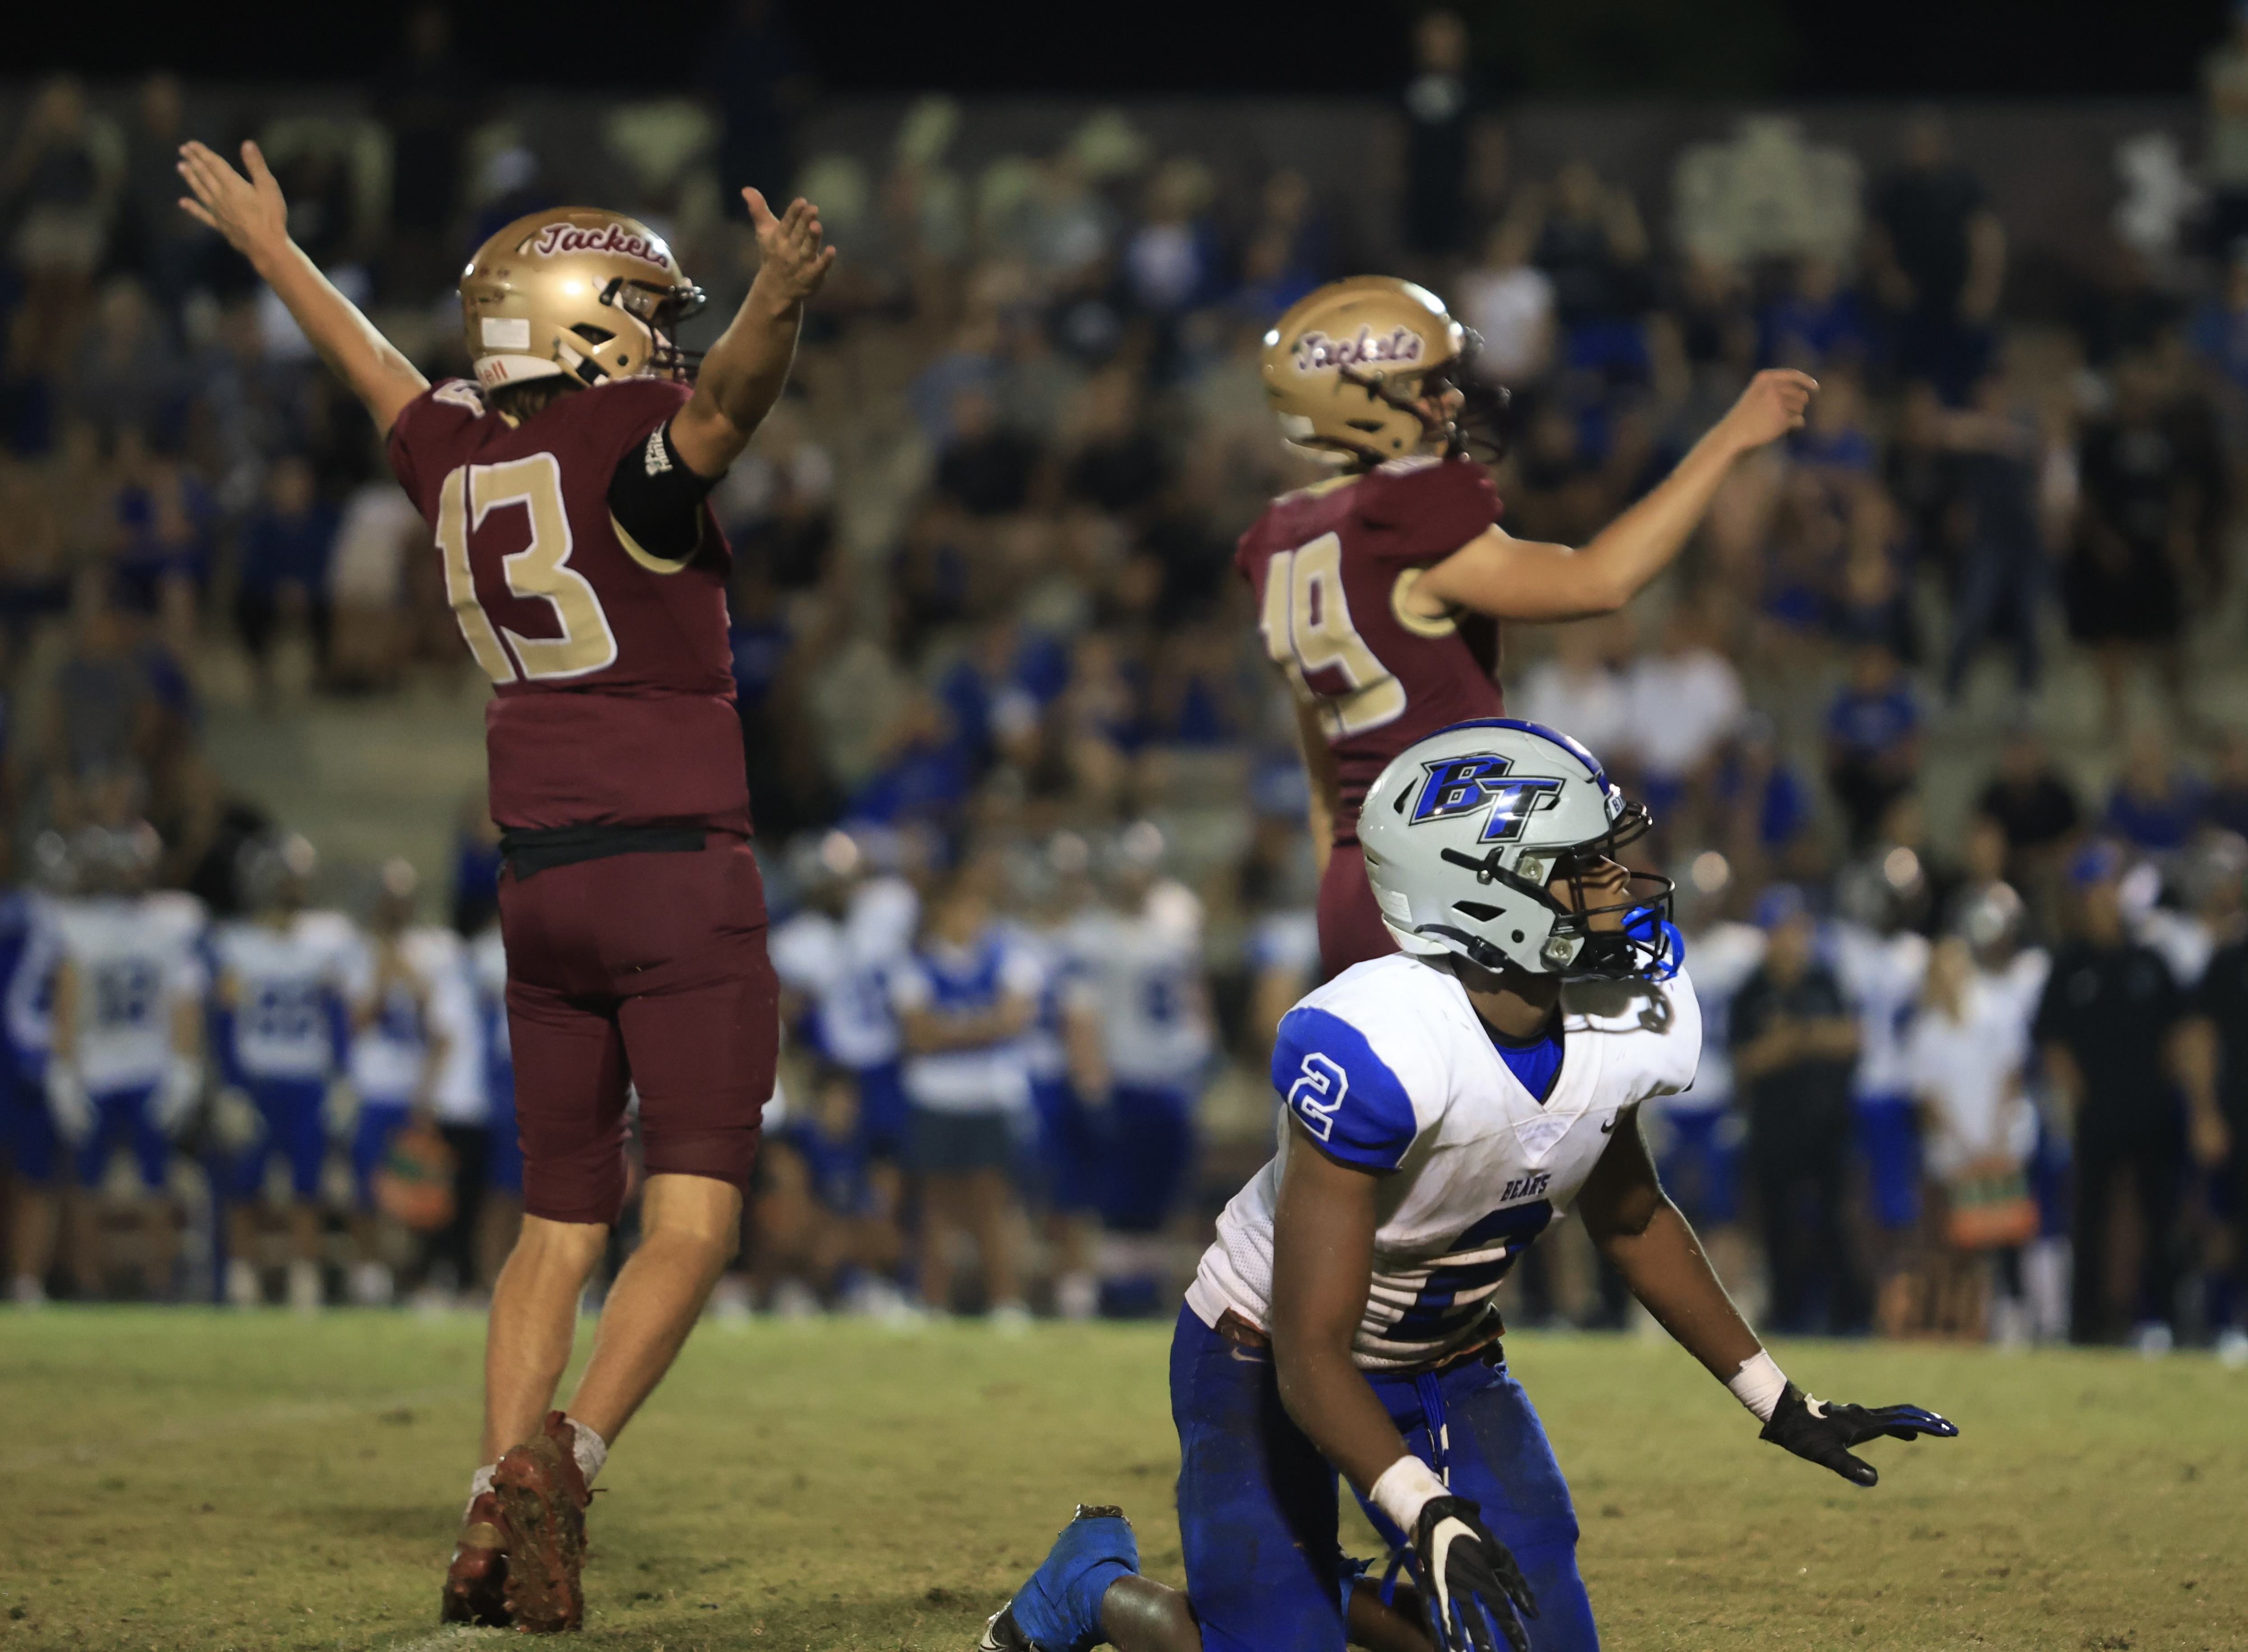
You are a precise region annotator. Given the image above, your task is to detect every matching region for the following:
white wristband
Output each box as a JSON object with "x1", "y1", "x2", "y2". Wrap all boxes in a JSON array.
[
  {"x1": 1369, "y1": 1454, "x2": 1450, "y2": 1534},
  {"x1": 1727, "y1": 1350, "x2": 1788, "y2": 1423}
]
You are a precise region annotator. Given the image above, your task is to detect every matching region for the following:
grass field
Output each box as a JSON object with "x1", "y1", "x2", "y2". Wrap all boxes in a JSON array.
[{"x1": 1, "y1": 1312, "x2": 2243, "y2": 1652}]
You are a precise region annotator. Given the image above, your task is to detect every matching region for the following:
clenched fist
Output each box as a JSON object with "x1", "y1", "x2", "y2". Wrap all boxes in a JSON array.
[{"x1": 1716, "y1": 368, "x2": 1818, "y2": 453}]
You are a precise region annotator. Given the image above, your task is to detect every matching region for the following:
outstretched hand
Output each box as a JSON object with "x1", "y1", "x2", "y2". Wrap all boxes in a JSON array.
[
  {"x1": 177, "y1": 140, "x2": 290, "y2": 266},
  {"x1": 1717, "y1": 367, "x2": 1819, "y2": 452},
  {"x1": 1760, "y1": 1382, "x2": 1958, "y2": 1487},
  {"x1": 743, "y1": 188, "x2": 836, "y2": 307}
]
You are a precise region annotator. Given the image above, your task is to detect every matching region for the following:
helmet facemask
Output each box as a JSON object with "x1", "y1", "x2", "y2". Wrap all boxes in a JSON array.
[
  {"x1": 1426, "y1": 800, "x2": 1681, "y2": 982},
  {"x1": 557, "y1": 276, "x2": 708, "y2": 387}
]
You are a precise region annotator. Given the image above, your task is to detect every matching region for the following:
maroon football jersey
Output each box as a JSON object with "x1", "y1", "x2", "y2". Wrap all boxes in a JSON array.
[
  {"x1": 1236, "y1": 455, "x2": 1504, "y2": 842},
  {"x1": 387, "y1": 377, "x2": 747, "y2": 833}
]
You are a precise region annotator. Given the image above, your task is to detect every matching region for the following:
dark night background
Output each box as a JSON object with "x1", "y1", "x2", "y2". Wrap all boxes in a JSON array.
[{"x1": 7, "y1": 0, "x2": 2232, "y2": 96}]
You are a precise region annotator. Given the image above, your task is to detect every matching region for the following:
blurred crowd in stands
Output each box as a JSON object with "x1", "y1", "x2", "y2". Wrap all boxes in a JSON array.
[{"x1": 9, "y1": 5, "x2": 2248, "y2": 1357}]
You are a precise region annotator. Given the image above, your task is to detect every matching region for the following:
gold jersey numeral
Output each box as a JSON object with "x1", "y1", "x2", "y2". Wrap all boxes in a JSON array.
[
  {"x1": 1258, "y1": 532, "x2": 1407, "y2": 739},
  {"x1": 436, "y1": 454, "x2": 622, "y2": 685}
]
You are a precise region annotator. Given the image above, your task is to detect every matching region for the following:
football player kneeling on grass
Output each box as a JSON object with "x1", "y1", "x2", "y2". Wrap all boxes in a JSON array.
[{"x1": 980, "y1": 720, "x2": 1957, "y2": 1652}]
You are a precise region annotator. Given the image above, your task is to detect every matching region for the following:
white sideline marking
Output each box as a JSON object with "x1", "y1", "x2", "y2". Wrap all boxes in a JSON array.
[{"x1": 0, "y1": 1383, "x2": 467, "y2": 1474}]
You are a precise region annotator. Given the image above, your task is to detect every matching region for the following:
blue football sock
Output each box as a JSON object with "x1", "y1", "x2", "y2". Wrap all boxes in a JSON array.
[{"x1": 1009, "y1": 1511, "x2": 1140, "y2": 1652}]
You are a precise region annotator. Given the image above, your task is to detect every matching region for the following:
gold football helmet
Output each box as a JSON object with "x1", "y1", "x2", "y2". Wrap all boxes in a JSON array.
[
  {"x1": 459, "y1": 208, "x2": 706, "y2": 391},
  {"x1": 1260, "y1": 276, "x2": 1469, "y2": 464}
]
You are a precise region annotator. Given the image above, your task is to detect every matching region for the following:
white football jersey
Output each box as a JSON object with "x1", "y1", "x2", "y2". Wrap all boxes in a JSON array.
[
  {"x1": 401, "y1": 926, "x2": 486, "y2": 1123},
  {"x1": 54, "y1": 893, "x2": 207, "y2": 1094},
  {"x1": 470, "y1": 924, "x2": 510, "y2": 1068},
  {"x1": 1069, "y1": 882, "x2": 1213, "y2": 1091},
  {"x1": 212, "y1": 911, "x2": 359, "y2": 1082},
  {"x1": 5, "y1": 889, "x2": 61, "y2": 1067},
  {"x1": 349, "y1": 967, "x2": 427, "y2": 1105},
  {"x1": 770, "y1": 877, "x2": 917, "y2": 1072},
  {"x1": 1827, "y1": 922, "x2": 1929, "y2": 1102},
  {"x1": 1014, "y1": 915, "x2": 1086, "y2": 1084},
  {"x1": 1187, "y1": 953, "x2": 1701, "y2": 1371}
]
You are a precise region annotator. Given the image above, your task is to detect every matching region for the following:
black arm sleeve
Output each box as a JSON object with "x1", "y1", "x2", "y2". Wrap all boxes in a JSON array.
[{"x1": 607, "y1": 418, "x2": 721, "y2": 562}]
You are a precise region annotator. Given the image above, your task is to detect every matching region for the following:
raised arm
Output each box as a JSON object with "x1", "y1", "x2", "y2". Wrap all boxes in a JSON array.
[
  {"x1": 668, "y1": 188, "x2": 836, "y2": 477},
  {"x1": 176, "y1": 141, "x2": 427, "y2": 436},
  {"x1": 1411, "y1": 369, "x2": 1816, "y2": 623}
]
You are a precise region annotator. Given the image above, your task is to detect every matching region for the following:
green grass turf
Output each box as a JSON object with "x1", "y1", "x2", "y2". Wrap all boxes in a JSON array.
[{"x1": 0, "y1": 1311, "x2": 2243, "y2": 1651}]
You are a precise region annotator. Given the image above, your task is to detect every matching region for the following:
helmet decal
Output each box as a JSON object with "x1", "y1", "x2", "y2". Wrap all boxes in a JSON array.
[
  {"x1": 1292, "y1": 325, "x2": 1426, "y2": 373},
  {"x1": 528, "y1": 221, "x2": 673, "y2": 267},
  {"x1": 1411, "y1": 754, "x2": 1566, "y2": 843}
]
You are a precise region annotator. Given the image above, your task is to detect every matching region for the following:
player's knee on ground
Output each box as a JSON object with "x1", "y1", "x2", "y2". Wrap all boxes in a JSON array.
[
  {"x1": 1347, "y1": 1582, "x2": 1433, "y2": 1652},
  {"x1": 1101, "y1": 1574, "x2": 1201, "y2": 1652}
]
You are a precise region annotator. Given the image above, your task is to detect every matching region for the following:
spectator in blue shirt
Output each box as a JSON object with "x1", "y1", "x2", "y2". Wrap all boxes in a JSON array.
[
  {"x1": 2106, "y1": 730, "x2": 2207, "y2": 856},
  {"x1": 1762, "y1": 254, "x2": 1872, "y2": 373},
  {"x1": 234, "y1": 453, "x2": 337, "y2": 702},
  {"x1": 1716, "y1": 710, "x2": 1815, "y2": 880},
  {"x1": 1826, "y1": 642, "x2": 1923, "y2": 848}
]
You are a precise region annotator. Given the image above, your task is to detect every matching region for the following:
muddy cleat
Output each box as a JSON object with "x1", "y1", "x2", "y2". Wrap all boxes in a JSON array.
[
  {"x1": 439, "y1": 1491, "x2": 513, "y2": 1626},
  {"x1": 978, "y1": 1601, "x2": 1033, "y2": 1651},
  {"x1": 982, "y1": 1505, "x2": 1138, "y2": 1652},
  {"x1": 492, "y1": 1412, "x2": 592, "y2": 1632}
]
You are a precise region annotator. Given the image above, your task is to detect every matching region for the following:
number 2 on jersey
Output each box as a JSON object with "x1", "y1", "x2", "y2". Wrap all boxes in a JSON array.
[
  {"x1": 437, "y1": 454, "x2": 620, "y2": 684},
  {"x1": 1259, "y1": 533, "x2": 1406, "y2": 737}
]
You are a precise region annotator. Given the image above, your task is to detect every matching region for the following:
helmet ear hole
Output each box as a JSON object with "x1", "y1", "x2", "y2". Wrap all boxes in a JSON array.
[
  {"x1": 570, "y1": 323, "x2": 616, "y2": 346},
  {"x1": 1453, "y1": 901, "x2": 1505, "y2": 922}
]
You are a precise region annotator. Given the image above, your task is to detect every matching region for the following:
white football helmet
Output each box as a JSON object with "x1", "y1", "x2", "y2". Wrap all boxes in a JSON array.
[{"x1": 1358, "y1": 718, "x2": 1680, "y2": 980}]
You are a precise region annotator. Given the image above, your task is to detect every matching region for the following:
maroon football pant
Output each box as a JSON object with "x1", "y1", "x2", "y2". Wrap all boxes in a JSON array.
[
  {"x1": 1317, "y1": 841, "x2": 1400, "y2": 978},
  {"x1": 497, "y1": 836, "x2": 778, "y2": 1226}
]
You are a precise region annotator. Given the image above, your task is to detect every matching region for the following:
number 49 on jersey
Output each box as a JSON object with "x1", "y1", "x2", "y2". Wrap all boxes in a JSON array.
[{"x1": 1258, "y1": 533, "x2": 1407, "y2": 738}]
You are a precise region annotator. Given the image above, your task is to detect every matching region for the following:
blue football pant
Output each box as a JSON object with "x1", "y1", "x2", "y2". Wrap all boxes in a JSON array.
[
  {"x1": 350, "y1": 1099, "x2": 413, "y2": 1211},
  {"x1": 74, "y1": 1085, "x2": 170, "y2": 1191},
  {"x1": 232, "y1": 1077, "x2": 328, "y2": 1201},
  {"x1": 1170, "y1": 1305, "x2": 1597, "y2": 1652}
]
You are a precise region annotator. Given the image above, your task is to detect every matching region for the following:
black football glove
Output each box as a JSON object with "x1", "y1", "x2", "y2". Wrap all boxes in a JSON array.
[
  {"x1": 1411, "y1": 1496, "x2": 1538, "y2": 1652},
  {"x1": 1759, "y1": 1381, "x2": 1959, "y2": 1487}
]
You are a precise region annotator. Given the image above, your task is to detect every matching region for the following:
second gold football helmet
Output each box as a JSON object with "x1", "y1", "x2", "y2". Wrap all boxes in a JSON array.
[
  {"x1": 459, "y1": 208, "x2": 706, "y2": 392},
  {"x1": 1260, "y1": 276, "x2": 1469, "y2": 465}
]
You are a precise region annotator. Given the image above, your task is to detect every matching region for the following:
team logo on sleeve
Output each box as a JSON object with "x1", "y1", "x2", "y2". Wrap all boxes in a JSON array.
[
  {"x1": 1286, "y1": 1051, "x2": 1350, "y2": 1141},
  {"x1": 1411, "y1": 755, "x2": 1565, "y2": 844}
]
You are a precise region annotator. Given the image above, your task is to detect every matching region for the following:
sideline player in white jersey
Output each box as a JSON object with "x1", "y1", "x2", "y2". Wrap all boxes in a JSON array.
[
  {"x1": 1827, "y1": 877, "x2": 1932, "y2": 1253},
  {"x1": 346, "y1": 862, "x2": 450, "y2": 1306},
  {"x1": 1068, "y1": 824, "x2": 1214, "y2": 1310},
  {"x1": 771, "y1": 831, "x2": 920, "y2": 1162},
  {"x1": 209, "y1": 833, "x2": 359, "y2": 1310},
  {"x1": 978, "y1": 721, "x2": 1955, "y2": 1652},
  {"x1": 44, "y1": 825, "x2": 206, "y2": 1300}
]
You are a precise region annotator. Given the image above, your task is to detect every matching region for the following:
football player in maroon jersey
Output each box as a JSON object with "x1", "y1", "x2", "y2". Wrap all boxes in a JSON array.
[
  {"x1": 1244, "y1": 277, "x2": 1814, "y2": 974},
  {"x1": 179, "y1": 139, "x2": 834, "y2": 1631}
]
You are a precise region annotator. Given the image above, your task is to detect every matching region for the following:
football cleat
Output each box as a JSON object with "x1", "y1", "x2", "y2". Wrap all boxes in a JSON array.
[
  {"x1": 438, "y1": 1490, "x2": 512, "y2": 1627},
  {"x1": 986, "y1": 1505, "x2": 1138, "y2": 1652},
  {"x1": 977, "y1": 1601, "x2": 1033, "y2": 1652},
  {"x1": 492, "y1": 1412, "x2": 593, "y2": 1632}
]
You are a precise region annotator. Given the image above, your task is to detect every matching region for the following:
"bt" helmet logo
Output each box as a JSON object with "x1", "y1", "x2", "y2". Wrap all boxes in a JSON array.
[{"x1": 1411, "y1": 755, "x2": 1565, "y2": 843}]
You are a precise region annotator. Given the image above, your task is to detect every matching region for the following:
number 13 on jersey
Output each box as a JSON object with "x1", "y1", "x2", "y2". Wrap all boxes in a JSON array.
[
  {"x1": 1259, "y1": 533, "x2": 1406, "y2": 738},
  {"x1": 437, "y1": 454, "x2": 621, "y2": 684}
]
